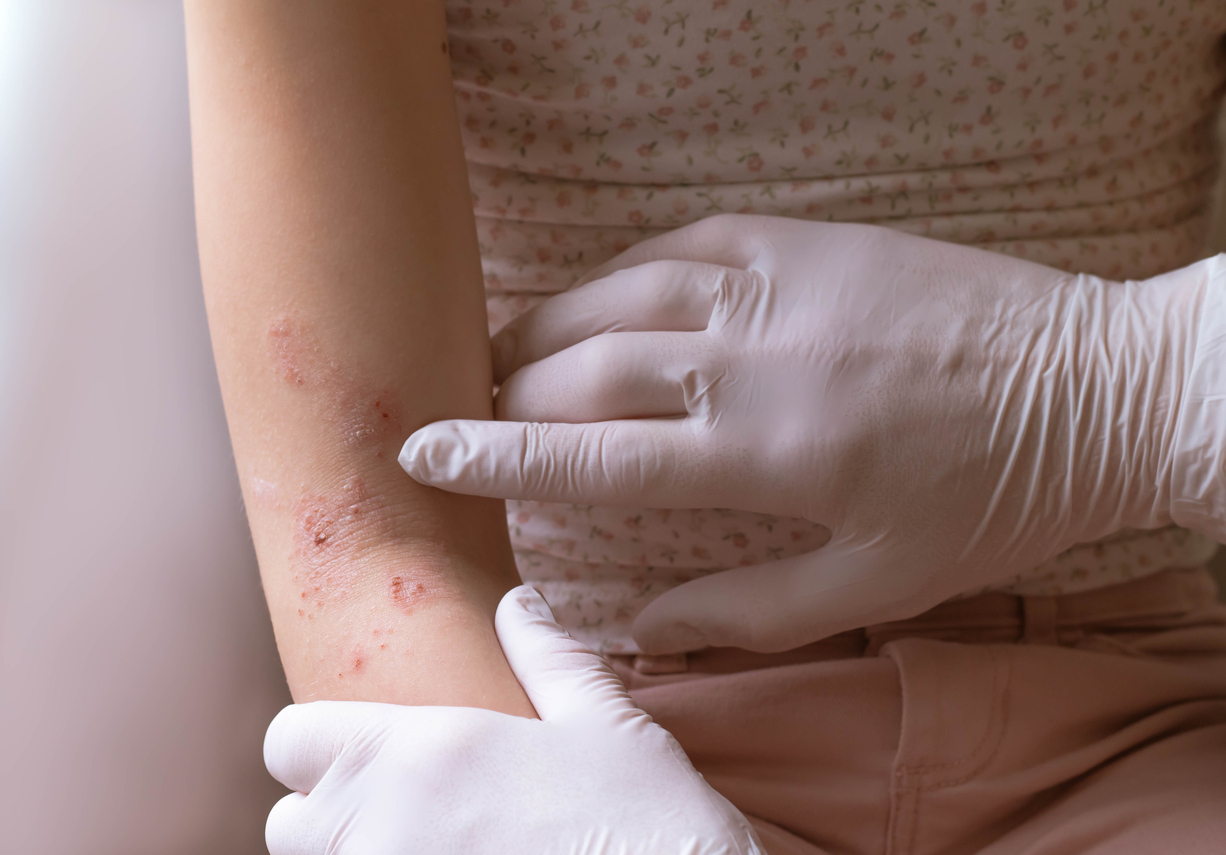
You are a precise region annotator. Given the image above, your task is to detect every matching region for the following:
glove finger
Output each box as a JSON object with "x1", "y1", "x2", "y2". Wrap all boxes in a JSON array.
[
  {"x1": 495, "y1": 585, "x2": 642, "y2": 725},
  {"x1": 401, "y1": 418, "x2": 738, "y2": 508},
  {"x1": 631, "y1": 544, "x2": 941, "y2": 654},
  {"x1": 495, "y1": 330, "x2": 711, "y2": 424},
  {"x1": 264, "y1": 701, "x2": 393, "y2": 794},
  {"x1": 572, "y1": 214, "x2": 768, "y2": 290},
  {"x1": 493, "y1": 260, "x2": 746, "y2": 381},
  {"x1": 265, "y1": 792, "x2": 316, "y2": 855}
]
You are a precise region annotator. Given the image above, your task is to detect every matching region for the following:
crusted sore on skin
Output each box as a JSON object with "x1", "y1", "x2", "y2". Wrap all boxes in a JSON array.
[
  {"x1": 292, "y1": 476, "x2": 397, "y2": 609},
  {"x1": 388, "y1": 573, "x2": 448, "y2": 615}
]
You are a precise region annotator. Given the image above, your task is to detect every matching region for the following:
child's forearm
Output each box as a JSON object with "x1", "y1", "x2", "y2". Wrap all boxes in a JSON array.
[{"x1": 184, "y1": 0, "x2": 533, "y2": 715}]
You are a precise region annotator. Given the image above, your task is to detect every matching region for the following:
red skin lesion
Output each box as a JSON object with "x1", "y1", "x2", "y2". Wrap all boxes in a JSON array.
[
  {"x1": 388, "y1": 574, "x2": 443, "y2": 614},
  {"x1": 291, "y1": 476, "x2": 396, "y2": 608}
]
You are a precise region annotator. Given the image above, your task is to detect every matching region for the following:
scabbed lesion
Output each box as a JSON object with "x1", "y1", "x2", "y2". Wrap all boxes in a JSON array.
[{"x1": 291, "y1": 476, "x2": 396, "y2": 608}]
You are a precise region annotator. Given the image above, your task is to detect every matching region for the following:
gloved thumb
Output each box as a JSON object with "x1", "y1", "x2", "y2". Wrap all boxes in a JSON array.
[
  {"x1": 632, "y1": 543, "x2": 938, "y2": 654},
  {"x1": 495, "y1": 586, "x2": 645, "y2": 726},
  {"x1": 263, "y1": 701, "x2": 395, "y2": 794}
]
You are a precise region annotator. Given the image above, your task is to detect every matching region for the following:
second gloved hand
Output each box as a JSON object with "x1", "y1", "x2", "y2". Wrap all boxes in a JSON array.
[
  {"x1": 401, "y1": 215, "x2": 1215, "y2": 653},
  {"x1": 263, "y1": 586, "x2": 762, "y2": 855}
]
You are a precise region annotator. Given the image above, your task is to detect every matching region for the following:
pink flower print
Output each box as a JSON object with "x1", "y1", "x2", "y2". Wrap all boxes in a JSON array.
[
  {"x1": 746, "y1": 154, "x2": 764, "y2": 172},
  {"x1": 624, "y1": 516, "x2": 642, "y2": 529},
  {"x1": 712, "y1": 0, "x2": 729, "y2": 7},
  {"x1": 880, "y1": 104, "x2": 896, "y2": 122},
  {"x1": 878, "y1": 133, "x2": 896, "y2": 148},
  {"x1": 729, "y1": 52, "x2": 747, "y2": 67},
  {"x1": 820, "y1": 98, "x2": 837, "y2": 113},
  {"x1": 816, "y1": 21, "x2": 833, "y2": 38},
  {"x1": 751, "y1": 66, "x2": 767, "y2": 79},
  {"x1": 516, "y1": 511, "x2": 532, "y2": 524},
  {"x1": 551, "y1": 39, "x2": 569, "y2": 52},
  {"x1": 831, "y1": 41, "x2": 847, "y2": 58},
  {"x1": 970, "y1": 1, "x2": 986, "y2": 16},
  {"x1": 731, "y1": 533, "x2": 749, "y2": 548},
  {"x1": 657, "y1": 105, "x2": 675, "y2": 117},
  {"x1": 971, "y1": 53, "x2": 987, "y2": 69},
  {"x1": 793, "y1": 46, "x2": 808, "y2": 61},
  {"x1": 612, "y1": 237, "x2": 630, "y2": 253},
  {"x1": 549, "y1": 14, "x2": 566, "y2": 31},
  {"x1": 636, "y1": 82, "x2": 655, "y2": 97},
  {"x1": 629, "y1": 33, "x2": 648, "y2": 49},
  {"x1": 560, "y1": 138, "x2": 574, "y2": 154},
  {"x1": 799, "y1": 115, "x2": 816, "y2": 134},
  {"x1": 937, "y1": 12, "x2": 957, "y2": 29},
  {"x1": 703, "y1": 121, "x2": 720, "y2": 136},
  {"x1": 479, "y1": 136, "x2": 494, "y2": 149},
  {"x1": 672, "y1": 198, "x2": 689, "y2": 216},
  {"x1": 1063, "y1": 20, "x2": 1080, "y2": 36},
  {"x1": 675, "y1": 74, "x2": 693, "y2": 89},
  {"x1": 909, "y1": 71, "x2": 927, "y2": 89},
  {"x1": 619, "y1": 117, "x2": 637, "y2": 130},
  {"x1": 616, "y1": 187, "x2": 635, "y2": 200},
  {"x1": 809, "y1": 77, "x2": 829, "y2": 90},
  {"x1": 1082, "y1": 63, "x2": 1097, "y2": 80},
  {"x1": 691, "y1": 546, "x2": 711, "y2": 560},
  {"x1": 608, "y1": 159, "x2": 623, "y2": 171},
  {"x1": 716, "y1": 29, "x2": 732, "y2": 42},
  {"x1": 521, "y1": 132, "x2": 536, "y2": 146},
  {"x1": 987, "y1": 78, "x2": 1004, "y2": 95},
  {"x1": 888, "y1": 8, "x2": 906, "y2": 21},
  {"x1": 536, "y1": 247, "x2": 552, "y2": 263},
  {"x1": 500, "y1": 39, "x2": 516, "y2": 54},
  {"x1": 627, "y1": 210, "x2": 644, "y2": 225},
  {"x1": 1011, "y1": 33, "x2": 1028, "y2": 50},
  {"x1": 636, "y1": 142, "x2": 654, "y2": 158},
  {"x1": 634, "y1": 4, "x2": 651, "y2": 24},
  {"x1": 613, "y1": 53, "x2": 630, "y2": 72},
  {"x1": 556, "y1": 190, "x2": 572, "y2": 208},
  {"x1": 702, "y1": 171, "x2": 721, "y2": 183},
  {"x1": 752, "y1": 98, "x2": 770, "y2": 114},
  {"x1": 697, "y1": 51, "x2": 712, "y2": 65},
  {"x1": 456, "y1": 7, "x2": 474, "y2": 23},
  {"x1": 802, "y1": 144, "x2": 820, "y2": 159},
  {"x1": 670, "y1": 129, "x2": 689, "y2": 145},
  {"x1": 600, "y1": 76, "x2": 618, "y2": 90},
  {"x1": 464, "y1": 115, "x2": 480, "y2": 132},
  {"x1": 574, "y1": 82, "x2": 591, "y2": 99},
  {"x1": 570, "y1": 0, "x2": 588, "y2": 10},
  {"x1": 564, "y1": 568, "x2": 580, "y2": 582},
  {"x1": 1065, "y1": 0, "x2": 1078, "y2": 11}
]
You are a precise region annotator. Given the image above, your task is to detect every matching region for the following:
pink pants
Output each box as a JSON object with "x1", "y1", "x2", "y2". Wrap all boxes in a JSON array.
[{"x1": 611, "y1": 566, "x2": 1226, "y2": 855}]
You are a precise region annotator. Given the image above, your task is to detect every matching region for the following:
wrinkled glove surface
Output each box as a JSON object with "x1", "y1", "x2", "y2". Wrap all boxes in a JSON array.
[{"x1": 402, "y1": 216, "x2": 1222, "y2": 653}]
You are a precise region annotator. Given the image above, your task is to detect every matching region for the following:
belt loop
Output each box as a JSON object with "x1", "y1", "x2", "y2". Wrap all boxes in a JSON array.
[
  {"x1": 633, "y1": 653, "x2": 689, "y2": 674},
  {"x1": 1021, "y1": 596, "x2": 1059, "y2": 645}
]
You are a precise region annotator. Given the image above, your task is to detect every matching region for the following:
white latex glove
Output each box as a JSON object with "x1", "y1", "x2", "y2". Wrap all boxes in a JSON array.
[
  {"x1": 401, "y1": 215, "x2": 1226, "y2": 653},
  {"x1": 263, "y1": 585, "x2": 763, "y2": 855}
]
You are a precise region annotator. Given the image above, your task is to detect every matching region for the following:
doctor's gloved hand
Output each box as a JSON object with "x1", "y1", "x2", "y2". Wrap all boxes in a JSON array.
[
  {"x1": 401, "y1": 215, "x2": 1221, "y2": 654},
  {"x1": 262, "y1": 586, "x2": 763, "y2": 855}
]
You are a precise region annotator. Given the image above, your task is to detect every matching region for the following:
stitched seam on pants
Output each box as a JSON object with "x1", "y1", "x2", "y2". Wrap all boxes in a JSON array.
[{"x1": 905, "y1": 647, "x2": 1012, "y2": 778}]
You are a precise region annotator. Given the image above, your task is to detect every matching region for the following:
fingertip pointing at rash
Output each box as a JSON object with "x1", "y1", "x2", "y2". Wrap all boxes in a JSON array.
[{"x1": 399, "y1": 423, "x2": 470, "y2": 487}]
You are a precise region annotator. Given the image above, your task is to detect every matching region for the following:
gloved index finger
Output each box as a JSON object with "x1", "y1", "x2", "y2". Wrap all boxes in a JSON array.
[{"x1": 263, "y1": 701, "x2": 392, "y2": 794}]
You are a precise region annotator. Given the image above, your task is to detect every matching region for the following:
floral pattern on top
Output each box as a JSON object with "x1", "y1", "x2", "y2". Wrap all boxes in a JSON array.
[{"x1": 443, "y1": 0, "x2": 1226, "y2": 653}]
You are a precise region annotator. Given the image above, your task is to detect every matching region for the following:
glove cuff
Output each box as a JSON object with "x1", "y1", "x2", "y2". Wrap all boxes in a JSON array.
[{"x1": 1170, "y1": 253, "x2": 1226, "y2": 543}]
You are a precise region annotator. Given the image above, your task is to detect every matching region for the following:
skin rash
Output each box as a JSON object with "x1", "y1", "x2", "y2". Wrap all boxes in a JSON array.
[{"x1": 263, "y1": 313, "x2": 461, "y2": 641}]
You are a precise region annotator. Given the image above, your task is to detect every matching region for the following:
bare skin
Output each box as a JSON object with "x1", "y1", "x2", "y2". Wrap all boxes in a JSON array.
[{"x1": 184, "y1": 0, "x2": 534, "y2": 716}]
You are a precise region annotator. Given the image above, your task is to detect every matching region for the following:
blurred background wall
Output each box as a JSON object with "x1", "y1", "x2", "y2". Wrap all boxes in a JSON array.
[
  {"x1": 0, "y1": 4, "x2": 288, "y2": 854},
  {"x1": 0, "y1": 3, "x2": 1223, "y2": 854}
]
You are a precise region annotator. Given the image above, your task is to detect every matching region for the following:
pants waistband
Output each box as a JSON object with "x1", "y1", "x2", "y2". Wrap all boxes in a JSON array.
[{"x1": 629, "y1": 565, "x2": 1224, "y2": 676}]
